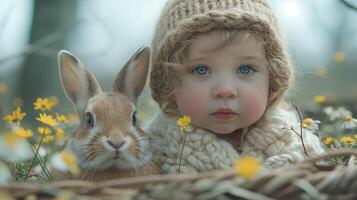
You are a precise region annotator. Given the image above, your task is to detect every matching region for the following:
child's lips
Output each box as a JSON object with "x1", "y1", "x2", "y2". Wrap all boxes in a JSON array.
[{"x1": 211, "y1": 108, "x2": 238, "y2": 120}]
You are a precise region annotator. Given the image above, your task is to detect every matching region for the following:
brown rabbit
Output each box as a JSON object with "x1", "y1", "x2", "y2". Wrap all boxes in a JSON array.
[{"x1": 57, "y1": 47, "x2": 160, "y2": 181}]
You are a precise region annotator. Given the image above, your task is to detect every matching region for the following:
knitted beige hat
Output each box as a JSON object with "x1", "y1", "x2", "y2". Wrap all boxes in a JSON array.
[{"x1": 150, "y1": 0, "x2": 293, "y2": 116}]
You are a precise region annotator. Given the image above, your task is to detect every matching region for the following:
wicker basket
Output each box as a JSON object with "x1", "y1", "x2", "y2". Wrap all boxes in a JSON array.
[{"x1": 1, "y1": 149, "x2": 357, "y2": 200}]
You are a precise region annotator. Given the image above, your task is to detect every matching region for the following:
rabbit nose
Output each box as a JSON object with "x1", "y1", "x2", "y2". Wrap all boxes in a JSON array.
[{"x1": 107, "y1": 139, "x2": 126, "y2": 150}]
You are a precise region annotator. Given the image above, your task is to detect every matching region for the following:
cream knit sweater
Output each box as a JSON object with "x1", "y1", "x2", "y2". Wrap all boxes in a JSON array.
[{"x1": 146, "y1": 105, "x2": 325, "y2": 173}]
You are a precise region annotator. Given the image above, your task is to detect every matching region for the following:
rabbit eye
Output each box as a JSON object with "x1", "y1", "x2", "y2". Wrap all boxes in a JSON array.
[
  {"x1": 132, "y1": 111, "x2": 137, "y2": 126},
  {"x1": 85, "y1": 112, "x2": 95, "y2": 128}
]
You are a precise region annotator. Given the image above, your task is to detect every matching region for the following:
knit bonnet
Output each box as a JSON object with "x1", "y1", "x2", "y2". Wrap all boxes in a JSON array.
[{"x1": 150, "y1": 0, "x2": 293, "y2": 116}]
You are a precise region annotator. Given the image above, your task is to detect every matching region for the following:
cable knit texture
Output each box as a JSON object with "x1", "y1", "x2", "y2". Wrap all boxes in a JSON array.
[{"x1": 146, "y1": 105, "x2": 325, "y2": 173}]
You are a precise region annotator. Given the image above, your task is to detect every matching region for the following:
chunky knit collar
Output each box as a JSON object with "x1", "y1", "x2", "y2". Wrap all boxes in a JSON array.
[{"x1": 146, "y1": 104, "x2": 325, "y2": 173}]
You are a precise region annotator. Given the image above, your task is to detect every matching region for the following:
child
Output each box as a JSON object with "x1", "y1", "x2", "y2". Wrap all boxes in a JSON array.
[{"x1": 147, "y1": 0, "x2": 325, "y2": 173}]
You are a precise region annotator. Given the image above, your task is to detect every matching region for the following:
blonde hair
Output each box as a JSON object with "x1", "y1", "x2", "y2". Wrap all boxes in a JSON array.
[
  {"x1": 150, "y1": 0, "x2": 295, "y2": 122},
  {"x1": 154, "y1": 28, "x2": 294, "y2": 117}
]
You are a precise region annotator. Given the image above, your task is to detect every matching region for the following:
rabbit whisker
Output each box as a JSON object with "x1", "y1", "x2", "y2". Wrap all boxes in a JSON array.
[
  {"x1": 132, "y1": 135, "x2": 152, "y2": 141},
  {"x1": 136, "y1": 156, "x2": 151, "y2": 175}
]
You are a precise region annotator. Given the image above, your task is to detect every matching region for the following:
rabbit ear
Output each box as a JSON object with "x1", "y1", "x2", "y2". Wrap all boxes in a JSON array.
[
  {"x1": 113, "y1": 47, "x2": 149, "y2": 104},
  {"x1": 58, "y1": 50, "x2": 102, "y2": 110}
]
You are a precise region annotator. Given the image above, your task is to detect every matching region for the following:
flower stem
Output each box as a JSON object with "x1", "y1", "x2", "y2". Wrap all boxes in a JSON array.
[
  {"x1": 28, "y1": 139, "x2": 53, "y2": 181},
  {"x1": 177, "y1": 132, "x2": 187, "y2": 173},
  {"x1": 25, "y1": 127, "x2": 47, "y2": 181}
]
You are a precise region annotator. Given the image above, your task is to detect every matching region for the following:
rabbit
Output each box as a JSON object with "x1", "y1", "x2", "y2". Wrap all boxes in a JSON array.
[{"x1": 57, "y1": 47, "x2": 160, "y2": 181}]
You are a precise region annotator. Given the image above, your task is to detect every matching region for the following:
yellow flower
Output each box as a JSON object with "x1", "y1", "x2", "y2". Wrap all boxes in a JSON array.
[
  {"x1": 12, "y1": 107, "x2": 26, "y2": 120},
  {"x1": 0, "y1": 83, "x2": 8, "y2": 93},
  {"x1": 43, "y1": 135, "x2": 55, "y2": 143},
  {"x1": 56, "y1": 113, "x2": 68, "y2": 124},
  {"x1": 344, "y1": 115, "x2": 352, "y2": 121},
  {"x1": 355, "y1": 134, "x2": 357, "y2": 140},
  {"x1": 13, "y1": 98, "x2": 24, "y2": 107},
  {"x1": 60, "y1": 151, "x2": 80, "y2": 176},
  {"x1": 37, "y1": 127, "x2": 52, "y2": 135},
  {"x1": 340, "y1": 136, "x2": 355, "y2": 144},
  {"x1": 177, "y1": 115, "x2": 192, "y2": 132},
  {"x1": 313, "y1": 95, "x2": 326, "y2": 104},
  {"x1": 302, "y1": 118, "x2": 320, "y2": 133},
  {"x1": 233, "y1": 156, "x2": 261, "y2": 179},
  {"x1": 10, "y1": 108, "x2": 25, "y2": 119},
  {"x1": 55, "y1": 128, "x2": 65, "y2": 140},
  {"x1": 323, "y1": 137, "x2": 336, "y2": 145},
  {"x1": 34, "y1": 97, "x2": 54, "y2": 111},
  {"x1": 14, "y1": 128, "x2": 33, "y2": 138},
  {"x1": 334, "y1": 51, "x2": 345, "y2": 63},
  {"x1": 2, "y1": 107, "x2": 26, "y2": 124},
  {"x1": 177, "y1": 115, "x2": 191, "y2": 127},
  {"x1": 2, "y1": 115, "x2": 14, "y2": 123},
  {"x1": 302, "y1": 118, "x2": 313, "y2": 127},
  {"x1": 36, "y1": 113, "x2": 57, "y2": 127},
  {"x1": 4, "y1": 134, "x2": 20, "y2": 149},
  {"x1": 341, "y1": 115, "x2": 357, "y2": 130},
  {"x1": 55, "y1": 191, "x2": 72, "y2": 200}
]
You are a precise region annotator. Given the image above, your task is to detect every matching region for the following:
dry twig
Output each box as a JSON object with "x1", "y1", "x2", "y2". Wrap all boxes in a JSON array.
[{"x1": 283, "y1": 100, "x2": 310, "y2": 158}]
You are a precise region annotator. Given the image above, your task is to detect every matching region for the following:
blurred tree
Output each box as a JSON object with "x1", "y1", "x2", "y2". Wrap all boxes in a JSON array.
[
  {"x1": 0, "y1": 0, "x2": 33, "y2": 122},
  {"x1": 18, "y1": 0, "x2": 76, "y2": 122},
  {"x1": 342, "y1": 0, "x2": 357, "y2": 11}
]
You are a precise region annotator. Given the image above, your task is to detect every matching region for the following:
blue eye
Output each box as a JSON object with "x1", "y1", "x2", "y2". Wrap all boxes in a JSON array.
[
  {"x1": 192, "y1": 64, "x2": 210, "y2": 75},
  {"x1": 238, "y1": 65, "x2": 256, "y2": 75}
]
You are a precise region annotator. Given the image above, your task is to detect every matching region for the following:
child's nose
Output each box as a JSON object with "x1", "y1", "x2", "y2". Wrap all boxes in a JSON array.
[{"x1": 213, "y1": 83, "x2": 237, "y2": 99}]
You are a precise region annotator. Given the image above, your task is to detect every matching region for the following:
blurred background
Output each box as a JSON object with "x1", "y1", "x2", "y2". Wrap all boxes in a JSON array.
[{"x1": 1, "y1": 0, "x2": 357, "y2": 126}]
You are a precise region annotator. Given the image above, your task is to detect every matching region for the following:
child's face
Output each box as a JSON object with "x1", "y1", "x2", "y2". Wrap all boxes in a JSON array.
[{"x1": 174, "y1": 31, "x2": 269, "y2": 134}]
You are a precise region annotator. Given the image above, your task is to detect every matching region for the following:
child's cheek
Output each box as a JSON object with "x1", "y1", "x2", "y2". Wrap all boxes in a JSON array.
[
  {"x1": 176, "y1": 88, "x2": 205, "y2": 117},
  {"x1": 241, "y1": 90, "x2": 268, "y2": 122}
]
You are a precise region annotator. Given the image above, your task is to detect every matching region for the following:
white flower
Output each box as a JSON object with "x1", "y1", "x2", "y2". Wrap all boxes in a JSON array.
[
  {"x1": 0, "y1": 134, "x2": 32, "y2": 162},
  {"x1": 0, "y1": 161, "x2": 11, "y2": 183},
  {"x1": 322, "y1": 106, "x2": 334, "y2": 116},
  {"x1": 323, "y1": 106, "x2": 352, "y2": 121},
  {"x1": 50, "y1": 153, "x2": 68, "y2": 172},
  {"x1": 50, "y1": 151, "x2": 80, "y2": 176},
  {"x1": 38, "y1": 147, "x2": 47, "y2": 158},
  {"x1": 34, "y1": 164, "x2": 46, "y2": 175},
  {"x1": 302, "y1": 118, "x2": 320, "y2": 133},
  {"x1": 341, "y1": 115, "x2": 357, "y2": 130}
]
